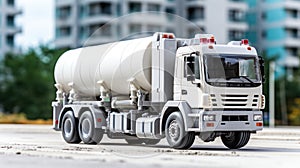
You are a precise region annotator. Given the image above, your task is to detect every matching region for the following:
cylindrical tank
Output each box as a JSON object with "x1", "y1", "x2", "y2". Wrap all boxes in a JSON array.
[{"x1": 54, "y1": 37, "x2": 152, "y2": 97}]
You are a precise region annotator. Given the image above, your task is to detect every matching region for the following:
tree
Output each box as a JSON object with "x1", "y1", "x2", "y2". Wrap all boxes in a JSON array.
[{"x1": 0, "y1": 46, "x2": 66, "y2": 120}]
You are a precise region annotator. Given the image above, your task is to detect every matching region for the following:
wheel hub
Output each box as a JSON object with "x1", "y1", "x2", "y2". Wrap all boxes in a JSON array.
[
  {"x1": 168, "y1": 120, "x2": 180, "y2": 140},
  {"x1": 64, "y1": 118, "x2": 73, "y2": 138},
  {"x1": 82, "y1": 118, "x2": 92, "y2": 139}
]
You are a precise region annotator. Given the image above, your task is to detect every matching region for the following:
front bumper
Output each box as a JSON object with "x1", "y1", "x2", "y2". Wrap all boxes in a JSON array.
[{"x1": 196, "y1": 110, "x2": 263, "y2": 132}]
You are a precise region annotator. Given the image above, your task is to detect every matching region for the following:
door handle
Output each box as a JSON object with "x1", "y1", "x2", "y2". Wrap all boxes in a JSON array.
[{"x1": 181, "y1": 90, "x2": 187, "y2": 95}]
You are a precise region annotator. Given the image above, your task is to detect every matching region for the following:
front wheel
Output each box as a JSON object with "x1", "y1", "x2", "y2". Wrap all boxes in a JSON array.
[
  {"x1": 78, "y1": 111, "x2": 104, "y2": 144},
  {"x1": 165, "y1": 112, "x2": 195, "y2": 149},
  {"x1": 221, "y1": 131, "x2": 251, "y2": 149}
]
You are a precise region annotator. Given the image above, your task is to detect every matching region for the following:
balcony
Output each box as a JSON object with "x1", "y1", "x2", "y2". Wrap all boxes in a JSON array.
[
  {"x1": 5, "y1": 26, "x2": 22, "y2": 35},
  {"x1": 5, "y1": 6, "x2": 22, "y2": 15},
  {"x1": 80, "y1": 15, "x2": 114, "y2": 25},
  {"x1": 54, "y1": 36, "x2": 74, "y2": 49},
  {"x1": 285, "y1": 18, "x2": 300, "y2": 27},
  {"x1": 284, "y1": 37, "x2": 300, "y2": 47}
]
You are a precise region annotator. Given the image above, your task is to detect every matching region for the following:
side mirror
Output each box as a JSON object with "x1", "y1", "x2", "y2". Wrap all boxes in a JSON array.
[
  {"x1": 258, "y1": 56, "x2": 265, "y2": 83},
  {"x1": 186, "y1": 53, "x2": 197, "y2": 81}
]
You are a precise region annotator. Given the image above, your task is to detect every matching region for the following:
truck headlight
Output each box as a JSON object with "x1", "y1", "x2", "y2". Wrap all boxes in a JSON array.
[
  {"x1": 253, "y1": 114, "x2": 262, "y2": 121},
  {"x1": 203, "y1": 114, "x2": 216, "y2": 121}
]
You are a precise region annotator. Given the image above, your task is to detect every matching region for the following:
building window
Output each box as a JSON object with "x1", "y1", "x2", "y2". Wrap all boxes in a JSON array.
[
  {"x1": 286, "y1": 47, "x2": 298, "y2": 56},
  {"x1": 101, "y1": 3, "x2": 112, "y2": 15},
  {"x1": 286, "y1": 9, "x2": 298, "y2": 19},
  {"x1": 147, "y1": 3, "x2": 160, "y2": 12},
  {"x1": 228, "y1": 30, "x2": 245, "y2": 41},
  {"x1": 6, "y1": 15, "x2": 14, "y2": 27},
  {"x1": 129, "y1": 2, "x2": 142, "y2": 13},
  {"x1": 285, "y1": 28, "x2": 298, "y2": 38},
  {"x1": 57, "y1": 26, "x2": 71, "y2": 37},
  {"x1": 187, "y1": 7, "x2": 205, "y2": 20},
  {"x1": 229, "y1": 9, "x2": 245, "y2": 22},
  {"x1": 129, "y1": 24, "x2": 142, "y2": 34},
  {"x1": 166, "y1": 7, "x2": 175, "y2": 20},
  {"x1": 147, "y1": 24, "x2": 161, "y2": 32},
  {"x1": 7, "y1": 0, "x2": 14, "y2": 6},
  {"x1": 89, "y1": 2, "x2": 112, "y2": 16},
  {"x1": 88, "y1": 24, "x2": 111, "y2": 37},
  {"x1": 57, "y1": 6, "x2": 71, "y2": 20},
  {"x1": 6, "y1": 35, "x2": 14, "y2": 47},
  {"x1": 262, "y1": 30, "x2": 267, "y2": 38}
]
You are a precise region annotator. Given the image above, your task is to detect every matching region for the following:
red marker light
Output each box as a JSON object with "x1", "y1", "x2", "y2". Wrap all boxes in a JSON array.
[
  {"x1": 247, "y1": 46, "x2": 252, "y2": 50},
  {"x1": 256, "y1": 122, "x2": 263, "y2": 127},
  {"x1": 55, "y1": 119, "x2": 59, "y2": 125},
  {"x1": 162, "y1": 34, "x2": 169, "y2": 38},
  {"x1": 241, "y1": 39, "x2": 249, "y2": 45},
  {"x1": 168, "y1": 34, "x2": 174, "y2": 39},
  {"x1": 209, "y1": 37, "x2": 215, "y2": 43},
  {"x1": 200, "y1": 38, "x2": 208, "y2": 44},
  {"x1": 206, "y1": 123, "x2": 214, "y2": 127}
]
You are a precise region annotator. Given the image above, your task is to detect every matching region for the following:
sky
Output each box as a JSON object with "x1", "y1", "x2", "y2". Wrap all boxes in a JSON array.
[{"x1": 16, "y1": 0, "x2": 54, "y2": 50}]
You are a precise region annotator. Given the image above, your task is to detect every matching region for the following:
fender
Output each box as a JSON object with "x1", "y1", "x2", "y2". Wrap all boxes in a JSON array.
[
  {"x1": 58, "y1": 105, "x2": 106, "y2": 129},
  {"x1": 159, "y1": 101, "x2": 194, "y2": 136}
]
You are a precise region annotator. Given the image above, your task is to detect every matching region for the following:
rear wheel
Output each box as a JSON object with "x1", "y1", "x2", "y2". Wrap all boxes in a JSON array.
[
  {"x1": 78, "y1": 111, "x2": 104, "y2": 144},
  {"x1": 61, "y1": 111, "x2": 81, "y2": 144},
  {"x1": 165, "y1": 112, "x2": 195, "y2": 149},
  {"x1": 221, "y1": 131, "x2": 251, "y2": 149}
]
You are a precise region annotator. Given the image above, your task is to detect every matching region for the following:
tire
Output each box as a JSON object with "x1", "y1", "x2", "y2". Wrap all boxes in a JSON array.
[
  {"x1": 165, "y1": 112, "x2": 195, "y2": 149},
  {"x1": 78, "y1": 111, "x2": 104, "y2": 145},
  {"x1": 143, "y1": 139, "x2": 161, "y2": 145},
  {"x1": 61, "y1": 111, "x2": 81, "y2": 144},
  {"x1": 221, "y1": 131, "x2": 251, "y2": 149},
  {"x1": 125, "y1": 139, "x2": 144, "y2": 145}
]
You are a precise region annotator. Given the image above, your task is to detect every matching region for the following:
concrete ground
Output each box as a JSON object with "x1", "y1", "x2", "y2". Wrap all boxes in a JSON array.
[{"x1": 0, "y1": 124, "x2": 299, "y2": 168}]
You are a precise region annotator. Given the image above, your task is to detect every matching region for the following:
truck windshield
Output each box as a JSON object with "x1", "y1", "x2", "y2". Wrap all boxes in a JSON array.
[{"x1": 204, "y1": 54, "x2": 261, "y2": 87}]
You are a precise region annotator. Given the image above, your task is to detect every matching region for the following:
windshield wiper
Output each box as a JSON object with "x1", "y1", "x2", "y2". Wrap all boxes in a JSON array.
[
  {"x1": 239, "y1": 76, "x2": 255, "y2": 84},
  {"x1": 226, "y1": 76, "x2": 256, "y2": 86}
]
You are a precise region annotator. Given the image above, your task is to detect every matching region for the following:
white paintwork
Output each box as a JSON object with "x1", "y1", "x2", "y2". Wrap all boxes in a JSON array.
[{"x1": 54, "y1": 37, "x2": 152, "y2": 96}]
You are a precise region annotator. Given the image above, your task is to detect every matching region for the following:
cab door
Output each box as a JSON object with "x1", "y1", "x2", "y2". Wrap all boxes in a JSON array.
[{"x1": 180, "y1": 53, "x2": 203, "y2": 108}]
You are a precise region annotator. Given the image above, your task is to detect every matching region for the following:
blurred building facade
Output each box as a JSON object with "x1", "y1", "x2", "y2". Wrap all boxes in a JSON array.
[
  {"x1": 54, "y1": 0, "x2": 248, "y2": 48},
  {"x1": 0, "y1": 0, "x2": 21, "y2": 58},
  {"x1": 247, "y1": 0, "x2": 300, "y2": 68}
]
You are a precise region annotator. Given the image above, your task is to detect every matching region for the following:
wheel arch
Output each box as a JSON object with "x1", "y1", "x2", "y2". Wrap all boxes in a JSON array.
[
  {"x1": 58, "y1": 105, "x2": 106, "y2": 129},
  {"x1": 160, "y1": 101, "x2": 194, "y2": 137},
  {"x1": 58, "y1": 106, "x2": 74, "y2": 129}
]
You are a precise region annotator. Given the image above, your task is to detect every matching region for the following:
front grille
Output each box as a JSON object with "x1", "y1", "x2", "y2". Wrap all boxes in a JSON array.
[
  {"x1": 211, "y1": 94, "x2": 259, "y2": 108},
  {"x1": 220, "y1": 94, "x2": 248, "y2": 107}
]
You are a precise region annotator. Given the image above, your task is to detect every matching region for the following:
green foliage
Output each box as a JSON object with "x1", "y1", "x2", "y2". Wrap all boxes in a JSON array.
[{"x1": 0, "y1": 46, "x2": 66, "y2": 120}]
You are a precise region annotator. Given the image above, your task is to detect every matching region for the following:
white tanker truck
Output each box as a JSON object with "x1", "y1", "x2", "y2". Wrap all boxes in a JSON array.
[{"x1": 52, "y1": 32, "x2": 265, "y2": 149}]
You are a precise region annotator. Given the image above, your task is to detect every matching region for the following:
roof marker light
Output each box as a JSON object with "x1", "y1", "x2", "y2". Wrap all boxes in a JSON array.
[
  {"x1": 247, "y1": 46, "x2": 252, "y2": 50},
  {"x1": 200, "y1": 38, "x2": 208, "y2": 44},
  {"x1": 162, "y1": 34, "x2": 169, "y2": 38},
  {"x1": 209, "y1": 36, "x2": 215, "y2": 44},
  {"x1": 168, "y1": 34, "x2": 174, "y2": 39},
  {"x1": 241, "y1": 39, "x2": 249, "y2": 45}
]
